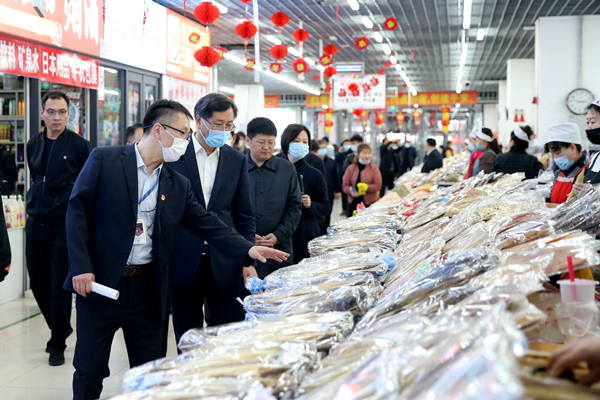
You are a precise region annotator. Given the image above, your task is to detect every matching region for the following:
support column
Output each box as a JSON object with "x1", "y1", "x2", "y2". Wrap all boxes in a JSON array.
[
  {"x1": 497, "y1": 80, "x2": 508, "y2": 145},
  {"x1": 506, "y1": 59, "x2": 535, "y2": 146},
  {"x1": 234, "y1": 84, "x2": 264, "y2": 133}
]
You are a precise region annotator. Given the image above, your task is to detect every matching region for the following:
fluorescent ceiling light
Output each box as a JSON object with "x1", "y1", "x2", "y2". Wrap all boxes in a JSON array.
[
  {"x1": 373, "y1": 32, "x2": 383, "y2": 43},
  {"x1": 223, "y1": 53, "x2": 247, "y2": 66},
  {"x1": 254, "y1": 65, "x2": 263, "y2": 72},
  {"x1": 212, "y1": 1, "x2": 227, "y2": 14},
  {"x1": 411, "y1": 88, "x2": 417, "y2": 96},
  {"x1": 463, "y1": 0, "x2": 472, "y2": 29},
  {"x1": 264, "y1": 71, "x2": 321, "y2": 96},
  {"x1": 413, "y1": 103, "x2": 419, "y2": 108},
  {"x1": 219, "y1": 86, "x2": 235, "y2": 94},
  {"x1": 305, "y1": 57, "x2": 315, "y2": 66},
  {"x1": 382, "y1": 43, "x2": 391, "y2": 55},
  {"x1": 347, "y1": 0, "x2": 359, "y2": 11},
  {"x1": 395, "y1": 64, "x2": 402, "y2": 72},
  {"x1": 317, "y1": 65, "x2": 325, "y2": 71},
  {"x1": 389, "y1": 55, "x2": 397, "y2": 64},
  {"x1": 456, "y1": 82, "x2": 463, "y2": 93},
  {"x1": 361, "y1": 16, "x2": 373, "y2": 29},
  {"x1": 288, "y1": 47, "x2": 301, "y2": 57},
  {"x1": 102, "y1": 67, "x2": 118, "y2": 74},
  {"x1": 476, "y1": 28, "x2": 485, "y2": 41},
  {"x1": 266, "y1": 35, "x2": 282, "y2": 45},
  {"x1": 456, "y1": 103, "x2": 461, "y2": 108},
  {"x1": 399, "y1": 70, "x2": 407, "y2": 78},
  {"x1": 403, "y1": 76, "x2": 409, "y2": 83}
]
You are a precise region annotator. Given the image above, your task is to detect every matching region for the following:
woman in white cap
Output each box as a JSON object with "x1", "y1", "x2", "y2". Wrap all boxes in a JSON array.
[
  {"x1": 465, "y1": 128, "x2": 482, "y2": 179},
  {"x1": 472, "y1": 128, "x2": 500, "y2": 176},
  {"x1": 545, "y1": 122, "x2": 589, "y2": 205},
  {"x1": 573, "y1": 98, "x2": 600, "y2": 195},
  {"x1": 491, "y1": 126, "x2": 543, "y2": 180}
]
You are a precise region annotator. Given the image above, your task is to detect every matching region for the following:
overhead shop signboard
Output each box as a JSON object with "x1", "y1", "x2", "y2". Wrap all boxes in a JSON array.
[
  {"x1": 162, "y1": 75, "x2": 207, "y2": 113},
  {"x1": 101, "y1": 0, "x2": 167, "y2": 74},
  {"x1": 264, "y1": 95, "x2": 280, "y2": 108},
  {"x1": 386, "y1": 91, "x2": 478, "y2": 107},
  {"x1": 334, "y1": 74, "x2": 386, "y2": 110},
  {"x1": 0, "y1": 0, "x2": 103, "y2": 57},
  {"x1": 0, "y1": 34, "x2": 99, "y2": 89},
  {"x1": 306, "y1": 94, "x2": 331, "y2": 108},
  {"x1": 166, "y1": 9, "x2": 210, "y2": 86}
]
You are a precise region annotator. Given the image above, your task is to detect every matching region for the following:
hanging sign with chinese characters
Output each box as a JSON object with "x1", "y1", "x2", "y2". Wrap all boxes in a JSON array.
[
  {"x1": 0, "y1": 35, "x2": 99, "y2": 89},
  {"x1": 334, "y1": 74, "x2": 386, "y2": 110},
  {"x1": 386, "y1": 91, "x2": 478, "y2": 107}
]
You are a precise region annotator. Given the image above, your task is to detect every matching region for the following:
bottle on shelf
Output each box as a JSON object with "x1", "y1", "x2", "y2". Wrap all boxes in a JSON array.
[{"x1": 17, "y1": 195, "x2": 24, "y2": 227}]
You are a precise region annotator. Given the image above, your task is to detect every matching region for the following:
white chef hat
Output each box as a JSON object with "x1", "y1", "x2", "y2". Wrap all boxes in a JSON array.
[
  {"x1": 592, "y1": 96, "x2": 600, "y2": 107},
  {"x1": 513, "y1": 126, "x2": 530, "y2": 142},
  {"x1": 546, "y1": 123, "x2": 582, "y2": 145},
  {"x1": 469, "y1": 128, "x2": 478, "y2": 139},
  {"x1": 476, "y1": 129, "x2": 494, "y2": 142}
]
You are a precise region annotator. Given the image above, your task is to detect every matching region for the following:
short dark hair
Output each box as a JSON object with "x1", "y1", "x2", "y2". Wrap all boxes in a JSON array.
[
  {"x1": 353, "y1": 144, "x2": 372, "y2": 165},
  {"x1": 125, "y1": 123, "x2": 144, "y2": 144},
  {"x1": 310, "y1": 140, "x2": 320, "y2": 152},
  {"x1": 426, "y1": 138, "x2": 436, "y2": 147},
  {"x1": 318, "y1": 139, "x2": 328, "y2": 146},
  {"x1": 247, "y1": 117, "x2": 277, "y2": 139},
  {"x1": 281, "y1": 124, "x2": 311, "y2": 154},
  {"x1": 350, "y1": 134, "x2": 363, "y2": 143},
  {"x1": 479, "y1": 127, "x2": 501, "y2": 154},
  {"x1": 194, "y1": 93, "x2": 238, "y2": 120},
  {"x1": 547, "y1": 141, "x2": 582, "y2": 153},
  {"x1": 42, "y1": 91, "x2": 70, "y2": 109},
  {"x1": 588, "y1": 103, "x2": 600, "y2": 115},
  {"x1": 235, "y1": 131, "x2": 246, "y2": 139},
  {"x1": 510, "y1": 125, "x2": 534, "y2": 150},
  {"x1": 322, "y1": 136, "x2": 330, "y2": 143},
  {"x1": 341, "y1": 139, "x2": 350, "y2": 146},
  {"x1": 142, "y1": 99, "x2": 193, "y2": 135}
]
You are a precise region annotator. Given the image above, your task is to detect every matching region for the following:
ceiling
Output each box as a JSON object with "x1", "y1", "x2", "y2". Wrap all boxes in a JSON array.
[{"x1": 155, "y1": 0, "x2": 600, "y2": 96}]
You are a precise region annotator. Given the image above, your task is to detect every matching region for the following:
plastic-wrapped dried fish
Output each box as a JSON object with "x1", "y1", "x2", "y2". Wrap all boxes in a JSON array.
[{"x1": 307, "y1": 229, "x2": 400, "y2": 256}]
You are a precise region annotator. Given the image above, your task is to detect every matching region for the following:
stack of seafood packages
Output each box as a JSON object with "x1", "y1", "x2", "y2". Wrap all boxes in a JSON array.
[{"x1": 111, "y1": 171, "x2": 600, "y2": 399}]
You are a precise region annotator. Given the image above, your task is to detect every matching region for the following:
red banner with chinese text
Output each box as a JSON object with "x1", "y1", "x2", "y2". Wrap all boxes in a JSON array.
[
  {"x1": 264, "y1": 94, "x2": 280, "y2": 108},
  {"x1": 386, "y1": 91, "x2": 478, "y2": 107},
  {"x1": 305, "y1": 94, "x2": 330, "y2": 108}
]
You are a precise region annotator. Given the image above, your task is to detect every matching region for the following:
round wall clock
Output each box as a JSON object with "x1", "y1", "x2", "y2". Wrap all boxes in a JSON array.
[{"x1": 566, "y1": 88, "x2": 595, "y2": 115}]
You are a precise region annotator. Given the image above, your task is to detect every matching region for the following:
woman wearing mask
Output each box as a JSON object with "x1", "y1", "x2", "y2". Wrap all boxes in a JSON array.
[
  {"x1": 342, "y1": 144, "x2": 382, "y2": 217},
  {"x1": 573, "y1": 98, "x2": 600, "y2": 195},
  {"x1": 231, "y1": 132, "x2": 250, "y2": 155},
  {"x1": 277, "y1": 124, "x2": 330, "y2": 263},
  {"x1": 491, "y1": 126, "x2": 544, "y2": 179},
  {"x1": 465, "y1": 128, "x2": 481, "y2": 178},
  {"x1": 472, "y1": 128, "x2": 500, "y2": 176}
]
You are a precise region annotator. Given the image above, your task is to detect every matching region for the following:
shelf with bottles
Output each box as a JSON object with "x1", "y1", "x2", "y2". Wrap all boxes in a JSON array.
[{"x1": 2, "y1": 194, "x2": 25, "y2": 229}]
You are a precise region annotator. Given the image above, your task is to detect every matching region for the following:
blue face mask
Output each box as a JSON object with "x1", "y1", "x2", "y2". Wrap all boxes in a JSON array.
[
  {"x1": 468, "y1": 143, "x2": 476, "y2": 152},
  {"x1": 404, "y1": 144, "x2": 410, "y2": 148},
  {"x1": 344, "y1": 145, "x2": 352, "y2": 151},
  {"x1": 350, "y1": 145, "x2": 358, "y2": 152},
  {"x1": 289, "y1": 142, "x2": 309, "y2": 160},
  {"x1": 554, "y1": 155, "x2": 574, "y2": 171},
  {"x1": 476, "y1": 143, "x2": 484, "y2": 151},
  {"x1": 358, "y1": 158, "x2": 371, "y2": 165},
  {"x1": 201, "y1": 119, "x2": 230, "y2": 148},
  {"x1": 317, "y1": 148, "x2": 328, "y2": 157}
]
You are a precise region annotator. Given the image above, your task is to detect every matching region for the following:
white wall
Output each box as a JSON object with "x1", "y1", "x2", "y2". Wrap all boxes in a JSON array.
[
  {"x1": 234, "y1": 84, "x2": 265, "y2": 134},
  {"x1": 498, "y1": 80, "x2": 509, "y2": 144},
  {"x1": 507, "y1": 59, "x2": 535, "y2": 145},
  {"x1": 536, "y1": 15, "x2": 600, "y2": 144},
  {"x1": 483, "y1": 103, "x2": 499, "y2": 142}
]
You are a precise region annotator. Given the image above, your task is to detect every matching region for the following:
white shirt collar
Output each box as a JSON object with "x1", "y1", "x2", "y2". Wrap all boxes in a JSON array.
[
  {"x1": 134, "y1": 143, "x2": 162, "y2": 175},
  {"x1": 192, "y1": 133, "x2": 220, "y2": 158},
  {"x1": 427, "y1": 148, "x2": 434, "y2": 156}
]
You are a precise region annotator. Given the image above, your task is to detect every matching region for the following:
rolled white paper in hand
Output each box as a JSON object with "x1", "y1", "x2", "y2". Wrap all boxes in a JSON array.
[{"x1": 91, "y1": 282, "x2": 120, "y2": 300}]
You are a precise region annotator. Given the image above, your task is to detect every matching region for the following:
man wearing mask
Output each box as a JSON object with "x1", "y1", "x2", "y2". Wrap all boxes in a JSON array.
[
  {"x1": 401, "y1": 140, "x2": 417, "y2": 175},
  {"x1": 342, "y1": 134, "x2": 364, "y2": 177},
  {"x1": 168, "y1": 93, "x2": 256, "y2": 344},
  {"x1": 421, "y1": 138, "x2": 444, "y2": 173},
  {"x1": 318, "y1": 139, "x2": 341, "y2": 232},
  {"x1": 574, "y1": 97, "x2": 600, "y2": 195},
  {"x1": 245, "y1": 117, "x2": 302, "y2": 278},
  {"x1": 65, "y1": 100, "x2": 288, "y2": 400},
  {"x1": 379, "y1": 137, "x2": 398, "y2": 197},
  {"x1": 26, "y1": 91, "x2": 92, "y2": 366}
]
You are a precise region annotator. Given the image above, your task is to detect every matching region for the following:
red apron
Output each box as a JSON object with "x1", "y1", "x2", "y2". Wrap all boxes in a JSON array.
[{"x1": 550, "y1": 165, "x2": 588, "y2": 204}]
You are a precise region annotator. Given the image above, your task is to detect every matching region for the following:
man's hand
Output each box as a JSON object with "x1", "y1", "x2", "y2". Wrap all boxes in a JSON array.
[
  {"x1": 242, "y1": 265, "x2": 259, "y2": 286},
  {"x1": 248, "y1": 246, "x2": 289, "y2": 264},
  {"x1": 302, "y1": 194, "x2": 312, "y2": 209},
  {"x1": 334, "y1": 192, "x2": 340, "y2": 200},
  {"x1": 256, "y1": 233, "x2": 278, "y2": 248},
  {"x1": 548, "y1": 337, "x2": 600, "y2": 385},
  {"x1": 73, "y1": 273, "x2": 95, "y2": 297}
]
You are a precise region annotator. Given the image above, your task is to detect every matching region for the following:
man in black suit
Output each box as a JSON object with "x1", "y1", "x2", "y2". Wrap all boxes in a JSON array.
[
  {"x1": 0, "y1": 195, "x2": 9, "y2": 282},
  {"x1": 421, "y1": 138, "x2": 444, "y2": 173},
  {"x1": 317, "y1": 139, "x2": 340, "y2": 233},
  {"x1": 168, "y1": 93, "x2": 256, "y2": 343},
  {"x1": 64, "y1": 100, "x2": 288, "y2": 400}
]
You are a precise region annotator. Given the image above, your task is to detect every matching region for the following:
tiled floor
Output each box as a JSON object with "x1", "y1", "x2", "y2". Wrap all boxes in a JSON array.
[{"x1": 0, "y1": 198, "x2": 345, "y2": 400}]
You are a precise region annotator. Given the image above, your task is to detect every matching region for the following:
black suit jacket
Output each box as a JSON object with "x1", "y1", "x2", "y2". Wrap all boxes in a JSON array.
[
  {"x1": 421, "y1": 149, "x2": 444, "y2": 173},
  {"x1": 168, "y1": 142, "x2": 255, "y2": 288},
  {"x1": 64, "y1": 145, "x2": 254, "y2": 321}
]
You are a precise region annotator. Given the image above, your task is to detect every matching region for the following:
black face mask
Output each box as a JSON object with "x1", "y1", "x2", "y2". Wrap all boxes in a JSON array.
[{"x1": 587, "y1": 128, "x2": 600, "y2": 144}]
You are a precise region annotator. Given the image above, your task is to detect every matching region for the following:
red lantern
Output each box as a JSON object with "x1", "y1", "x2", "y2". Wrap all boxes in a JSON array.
[
  {"x1": 194, "y1": 46, "x2": 220, "y2": 68},
  {"x1": 384, "y1": 17, "x2": 398, "y2": 30},
  {"x1": 361, "y1": 110, "x2": 369, "y2": 119},
  {"x1": 312, "y1": 74, "x2": 319, "y2": 82},
  {"x1": 293, "y1": 28, "x2": 309, "y2": 43},
  {"x1": 441, "y1": 120, "x2": 450, "y2": 126},
  {"x1": 239, "y1": 0, "x2": 252, "y2": 3},
  {"x1": 355, "y1": 37, "x2": 369, "y2": 50},
  {"x1": 271, "y1": 11, "x2": 290, "y2": 28},
  {"x1": 324, "y1": 82, "x2": 332, "y2": 93},
  {"x1": 324, "y1": 107, "x2": 334, "y2": 114},
  {"x1": 292, "y1": 58, "x2": 309, "y2": 74},
  {"x1": 383, "y1": 61, "x2": 391, "y2": 68},
  {"x1": 269, "y1": 62, "x2": 282, "y2": 74},
  {"x1": 395, "y1": 112, "x2": 405, "y2": 124},
  {"x1": 323, "y1": 44, "x2": 338, "y2": 56},
  {"x1": 244, "y1": 58, "x2": 256, "y2": 70},
  {"x1": 377, "y1": 69, "x2": 384, "y2": 75},
  {"x1": 194, "y1": 2, "x2": 220, "y2": 25},
  {"x1": 236, "y1": 21, "x2": 258, "y2": 39},
  {"x1": 374, "y1": 117, "x2": 384, "y2": 125},
  {"x1": 353, "y1": 109, "x2": 362, "y2": 117},
  {"x1": 319, "y1": 54, "x2": 333, "y2": 66},
  {"x1": 440, "y1": 105, "x2": 451, "y2": 113},
  {"x1": 215, "y1": 47, "x2": 227, "y2": 59},
  {"x1": 348, "y1": 83, "x2": 359, "y2": 92},
  {"x1": 269, "y1": 44, "x2": 288, "y2": 59},
  {"x1": 323, "y1": 66, "x2": 337, "y2": 78},
  {"x1": 412, "y1": 109, "x2": 422, "y2": 120},
  {"x1": 189, "y1": 32, "x2": 201, "y2": 45},
  {"x1": 324, "y1": 120, "x2": 334, "y2": 127}
]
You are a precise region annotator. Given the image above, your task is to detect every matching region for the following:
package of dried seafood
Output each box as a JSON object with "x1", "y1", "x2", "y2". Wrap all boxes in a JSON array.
[{"x1": 307, "y1": 229, "x2": 400, "y2": 256}]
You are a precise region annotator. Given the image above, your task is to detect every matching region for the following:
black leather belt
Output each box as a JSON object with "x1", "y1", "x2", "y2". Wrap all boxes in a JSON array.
[{"x1": 123, "y1": 262, "x2": 153, "y2": 277}]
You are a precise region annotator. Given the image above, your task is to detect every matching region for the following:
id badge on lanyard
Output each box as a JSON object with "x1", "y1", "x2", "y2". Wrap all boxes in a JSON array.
[{"x1": 134, "y1": 218, "x2": 147, "y2": 244}]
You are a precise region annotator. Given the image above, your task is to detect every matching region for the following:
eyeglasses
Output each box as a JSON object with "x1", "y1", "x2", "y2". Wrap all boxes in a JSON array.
[
  {"x1": 203, "y1": 119, "x2": 235, "y2": 132},
  {"x1": 44, "y1": 108, "x2": 68, "y2": 117},
  {"x1": 252, "y1": 139, "x2": 276, "y2": 147},
  {"x1": 144, "y1": 124, "x2": 193, "y2": 141}
]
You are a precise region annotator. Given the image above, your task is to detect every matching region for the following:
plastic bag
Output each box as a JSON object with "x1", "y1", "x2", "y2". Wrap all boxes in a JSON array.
[
  {"x1": 494, "y1": 221, "x2": 554, "y2": 250},
  {"x1": 537, "y1": 168, "x2": 556, "y2": 184},
  {"x1": 556, "y1": 301, "x2": 600, "y2": 341},
  {"x1": 178, "y1": 312, "x2": 354, "y2": 353},
  {"x1": 549, "y1": 185, "x2": 600, "y2": 237},
  {"x1": 307, "y1": 229, "x2": 400, "y2": 256}
]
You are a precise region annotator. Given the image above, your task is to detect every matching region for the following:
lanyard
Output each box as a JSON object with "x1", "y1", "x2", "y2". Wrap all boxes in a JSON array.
[{"x1": 139, "y1": 172, "x2": 160, "y2": 205}]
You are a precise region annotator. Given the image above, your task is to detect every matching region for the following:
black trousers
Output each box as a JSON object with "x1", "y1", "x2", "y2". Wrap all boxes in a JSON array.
[
  {"x1": 25, "y1": 219, "x2": 72, "y2": 352},
  {"x1": 380, "y1": 172, "x2": 395, "y2": 198},
  {"x1": 72, "y1": 273, "x2": 164, "y2": 400},
  {"x1": 170, "y1": 252, "x2": 246, "y2": 346}
]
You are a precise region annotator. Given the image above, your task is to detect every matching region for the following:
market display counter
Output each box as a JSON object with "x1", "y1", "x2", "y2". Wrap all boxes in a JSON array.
[{"x1": 0, "y1": 227, "x2": 24, "y2": 305}]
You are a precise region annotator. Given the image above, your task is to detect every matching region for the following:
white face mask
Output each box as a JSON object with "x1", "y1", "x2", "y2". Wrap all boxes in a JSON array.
[{"x1": 159, "y1": 127, "x2": 189, "y2": 162}]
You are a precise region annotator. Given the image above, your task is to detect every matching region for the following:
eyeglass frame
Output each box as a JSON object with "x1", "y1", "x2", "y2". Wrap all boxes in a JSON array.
[
  {"x1": 43, "y1": 108, "x2": 69, "y2": 117},
  {"x1": 251, "y1": 137, "x2": 277, "y2": 147},
  {"x1": 202, "y1": 118, "x2": 236, "y2": 133},
  {"x1": 143, "y1": 123, "x2": 193, "y2": 141}
]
